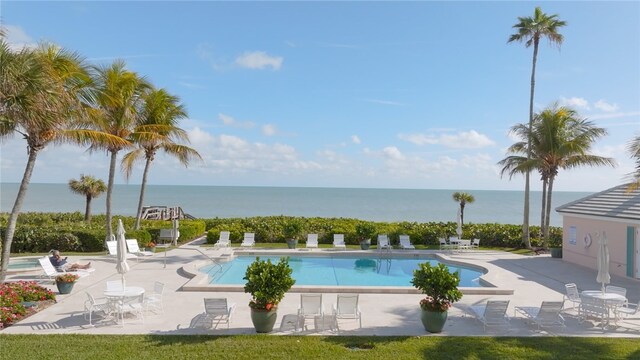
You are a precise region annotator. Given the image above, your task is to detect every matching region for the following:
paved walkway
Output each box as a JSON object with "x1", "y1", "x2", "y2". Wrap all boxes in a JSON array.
[{"x1": 3, "y1": 244, "x2": 640, "y2": 337}]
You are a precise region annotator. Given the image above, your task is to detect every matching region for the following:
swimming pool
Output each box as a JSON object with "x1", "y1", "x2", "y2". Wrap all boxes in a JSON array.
[
  {"x1": 200, "y1": 255, "x2": 484, "y2": 288},
  {"x1": 7, "y1": 258, "x2": 40, "y2": 274}
]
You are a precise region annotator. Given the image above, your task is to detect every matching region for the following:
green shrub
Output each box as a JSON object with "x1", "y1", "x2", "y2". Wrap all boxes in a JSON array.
[{"x1": 244, "y1": 257, "x2": 295, "y2": 310}]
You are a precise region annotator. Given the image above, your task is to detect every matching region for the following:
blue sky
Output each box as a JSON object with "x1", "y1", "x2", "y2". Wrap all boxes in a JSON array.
[{"x1": 1, "y1": 1, "x2": 638, "y2": 192}]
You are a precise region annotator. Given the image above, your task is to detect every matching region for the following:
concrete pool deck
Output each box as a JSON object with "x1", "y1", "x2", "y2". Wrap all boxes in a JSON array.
[{"x1": 2, "y1": 242, "x2": 640, "y2": 337}]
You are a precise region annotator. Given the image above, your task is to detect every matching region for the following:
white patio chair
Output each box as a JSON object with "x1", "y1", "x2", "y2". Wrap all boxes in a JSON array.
[
  {"x1": 203, "y1": 298, "x2": 235, "y2": 329},
  {"x1": 144, "y1": 281, "x2": 165, "y2": 314},
  {"x1": 470, "y1": 300, "x2": 510, "y2": 331},
  {"x1": 83, "y1": 292, "x2": 112, "y2": 326},
  {"x1": 116, "y1": 293, "x2": 145, "y2": 325},
  {"x1": 606, "y1": 285, "x2": 627, "y2": 298},
  {"x1": 471, "y1": 238, "x2": 480, "y2": 250},
  {"x1": 333, "y1": 234, "x2": 346, "y2": 250},
  {"x1": 306, "y1": 234, "x2": 319, "y2": 248},
  {"x1": 106, "y1": 240, "x2": 138, "y2": 260},
  {"x1": 578, "y1": 295, "x2": 608, "y2": 330},
  {"x1": 125, "y1": 239, "x2": 154, "y2": 257},
  {"x1": 106, "y1": 280, "x2": 124, "y2": 292},
  {"x1": 515, "y1": 301, "x2": 565, "y2": 330},
  {"x1": 297, "y1": 294, "x2": 324, "y2": 331},
  {"x1": 214, "y1": 231, "x2": 230, "y2": 248},
  {"x1": 377, "y1": 234, "x2": 391, "y2": 251},
  {"x1": 241, "y1": 232, "x2": 255, "y2": 247},
  {"x1": 332, "y1": 294, "x2": 362, "y2": 331},
  {"x1": 399, "y1": 235, "x2": 415, "y2": 250},
  {"x1": 614, "y1": 301, "x2": 640, "y2": 322},
  {"x1": 438, "y1": 238, "x2": 451, "y2": 251},
  {"x1": 563, "y1": 283, "x2": 581, "y2": 314}
]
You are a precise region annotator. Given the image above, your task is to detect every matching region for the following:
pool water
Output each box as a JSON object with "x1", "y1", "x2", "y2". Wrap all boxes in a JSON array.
[
  {"x1": 200, "y1": 256, "x2": 484, "y2": 287},
  {"x1": 8, "y1": 258, "x2": 40, "y2": 272}
]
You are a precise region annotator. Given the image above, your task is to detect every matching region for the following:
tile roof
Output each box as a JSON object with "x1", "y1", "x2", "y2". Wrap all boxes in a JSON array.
[{"x1": 556, "y1": 183, "x2": 640, "y2": 221}]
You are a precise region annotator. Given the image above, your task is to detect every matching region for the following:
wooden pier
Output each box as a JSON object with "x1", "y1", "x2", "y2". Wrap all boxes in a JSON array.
[{"x1": 141, "y1": 206, "x2": 195, "y2": 220}]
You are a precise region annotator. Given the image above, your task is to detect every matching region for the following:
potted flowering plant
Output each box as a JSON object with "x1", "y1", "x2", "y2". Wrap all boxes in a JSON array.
[
  {"x1": 243, "y1": 257, "x2": 295, "y2": 333},
  {"x1": 55, "y1": 273, "x2": 80, "y2": 294},
  {"x1": 411, "y1": 262, "x2": 462, "y2": 333},
  {"x1": 355, "y1": 222, "x2": 376, "y2": 250},
  {"x1": 283, "y1": 220, "x2": 303, "y2": 249}
]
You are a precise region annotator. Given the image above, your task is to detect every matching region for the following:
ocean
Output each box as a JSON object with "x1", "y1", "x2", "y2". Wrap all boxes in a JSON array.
[{"x1": 0, "y1": 183, "x2": 591, "y2": 226}]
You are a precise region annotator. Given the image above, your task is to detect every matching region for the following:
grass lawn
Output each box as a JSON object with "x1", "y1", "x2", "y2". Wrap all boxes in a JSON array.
[{"x1": 0, "y1": 335, "x2": 638, "y2": 359}]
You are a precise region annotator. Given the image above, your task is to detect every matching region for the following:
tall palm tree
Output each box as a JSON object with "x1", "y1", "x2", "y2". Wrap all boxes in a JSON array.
[
  {"x1": 508, "y1": 7, "x2": 567, "y2": 249},
  {"x1": 626, "y1": 135, "x2": 640, "y2": 191},
  {"x1": 0, "y1": 42, "x2": 123, "y2": 281},
  {"x1": 452, "y1": 192, "x2": 475, "y2": 226},
  {"x1": 85, "y1": 60, "x2": 151, "y2": 243},
  {"x1": 499, "y1": 105, "x2": 615, "y2": 246},
  {"x1": 122, "y1": 88, "x2": 202, "y2": 229},
  {"x1": 68, "y1": 174, "x2": 107, "y2": 222}
]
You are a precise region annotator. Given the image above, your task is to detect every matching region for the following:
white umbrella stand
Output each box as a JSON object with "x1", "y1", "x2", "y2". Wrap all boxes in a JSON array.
[{"x1": 115, "y1": 219, "x2": 130, "y2": 290}]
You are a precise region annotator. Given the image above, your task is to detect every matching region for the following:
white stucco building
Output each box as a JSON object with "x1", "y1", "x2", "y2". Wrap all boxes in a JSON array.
[{"x1": 556, "y1": 184, "x2": 640, "y2": 279}]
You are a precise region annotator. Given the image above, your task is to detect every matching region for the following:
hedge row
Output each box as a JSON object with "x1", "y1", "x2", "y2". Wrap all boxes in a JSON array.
[
  {"x1": 204, "y1": 215, "x2": 562, "y2": 248},
  {"x1": 0, "y1": 212, "x2": 206, "y2": 253},
  {"x1": 1, "y1": 213, "x2": 560, "y2": 253}
]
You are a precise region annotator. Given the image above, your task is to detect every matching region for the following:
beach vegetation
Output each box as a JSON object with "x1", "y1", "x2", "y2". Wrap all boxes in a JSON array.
[
  {"x1": 508, "y1": 7, "x2": 567, "y2": 250},
  {"x1": 0, "y1": 41, "x2": 125, "y2": 282},
  {"x1": 499, "y1": 104, "x2": 614, "y2": 247},
  {"x1": 3, "y1": 335, "x2": 639, "y2": 359},
  {"x1": 122, "y1": 88, "x2": 202, "y2": 230},
  {"x1": 68, "y1": 174, "x2": 107, "y2": 223},
  {"x1": 451, "y1": 192, "x2": 474, "y2": 226}
]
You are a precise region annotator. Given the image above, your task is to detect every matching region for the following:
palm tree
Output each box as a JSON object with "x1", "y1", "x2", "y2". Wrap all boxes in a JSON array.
[
  {"x1": 0, "y1": 42, "x2": 123, "y2": 281},
  {"x1": 626, "y1": 135, "x2": 640, "y2": 191},
  {"x1": 122, "y1": 88, "x2": 202, "y2": 229},
  {"x1": 499, "y1": 105, "x2": 615, "y2": 246},
  {"x1": 85, "y1": 60, "x2": 151, "y2": 243},
  {"x1": 508, "y1": 7, "x2": 567, "y2": 249},
  {"x1": 452, "y1": 192, "x2": 475, "y2": 226},
  {"x1": 68, "y1": 174, "x2": 107, "y2": 222}
]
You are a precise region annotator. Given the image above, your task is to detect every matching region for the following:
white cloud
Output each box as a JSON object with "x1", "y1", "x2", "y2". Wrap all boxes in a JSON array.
[
  {"x1": 262, "y1": 124, "x2": 277, "y2": 136},
  {"x1": 235, "y1": 51, "x2": 283, "y2": 70},
  {"x1": 363, "y1": 98, "x2": 404, "y2": 106},
  {"x1": 217, "y1": 113, "x2": 255, "y2": 129},
  {"x1": 351, "y1": 135, "x2": 361, "y2": 144},
  {"x1": 398, "y1": 130, "x2": 495, "y2": 149},
  {"x1": 594, "y1": 99, "x2": 619, "y2": 112},
  {"x1": 382, "y1": 146, "x2": 405, "y2": 161},
  {"x1": 560, "y1": 96, "x2": 590, "y2": 110},
  {"x1": 588, "y1": 111, "x2": 640, "y2": 121},
  {"x1": 3, "y1": 24, "x2": 37, "y2": 50}
]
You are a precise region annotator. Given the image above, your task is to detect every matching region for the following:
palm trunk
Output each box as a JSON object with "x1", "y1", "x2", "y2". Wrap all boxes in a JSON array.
[
  {"x1": 134, "y1": 156, "x2": 153, "y2": 230},
  {"x1": 460, "y1": 203, "x2": 465, "y2": 226},
  {"x1": 543, "y1": 176, "x2": 555, "y2": 248},
  {"x1": 540, "y1": 176, "x2": 547, "y2": 240},
  {"x1": 105, "y1": 150, "x2": 117, "y2": 245},
  {"x1": 85, "y1": 195, "x2": 92, "y2": 222},
  {"x1": 522, "y1": 38, "x2": 539, "y2": 250},
  {"x1": 0, "y1": 148, "x2": 39, "y2": 282}
]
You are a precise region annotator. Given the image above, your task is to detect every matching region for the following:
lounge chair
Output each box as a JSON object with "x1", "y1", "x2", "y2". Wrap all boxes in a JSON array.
[
  {"x1": 471, "y1": 238, "x2": 480, "y2": 250},
  {"x1": 515, "y1": 301, "x2": 565, "y2": 330},
  {"x1": 297, "y1": 294, "x2": 324, "y2": 331},
  {"x1": 470, "y1": 300, "x2": 510, "y2": 331},
  {"x1": 203, "y1": 298, "x2": 235, "y2": 329},
  {"x1": 83, "y1": 292, "x2": 112, "y2": 326},
  {"x1": 38, "y1": 256, "x2": 91, "y2": 281},
  {"x1": 306, "y1": 234, "x2": 319, "y2": 248},
  {"x1": 399, "y1": 235, "x2": 415, "y2": 249},
  {"x1": 106, "y1": 240, "x2": 138, "y2": 260},
  {"x1": 125, "y1": 239, "x2": 154, "y2": 257},
  {"x1": 241, "y1": 232, "x2": 255, "y2": 247},
  {"x1": 215, "y1": 231, "x2": 231, "y2": 248},
  {"x1": 563, "y1": 283, "x2": 581, "y2": 313},
  {"x1": 333, "y1": 234, "x2": 346, "y2": 250},
  {"x1": 144, "y1": 281, "x2": 165, "y2": 314},
  {"x1": 377, "y1": 234, "x2": 391, "y2": 251},
  {"x1": 332, "y1": 294, "x2": 362, "y2": 331}
]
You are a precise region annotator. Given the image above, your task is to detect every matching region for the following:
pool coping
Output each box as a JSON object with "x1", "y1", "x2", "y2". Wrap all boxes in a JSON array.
[
  {"x1": 180, "y1": 248, "x2": 515, "y2": 295},
  {"x1": 7, "y1": 256, "x2": 42, "y2": 275}
]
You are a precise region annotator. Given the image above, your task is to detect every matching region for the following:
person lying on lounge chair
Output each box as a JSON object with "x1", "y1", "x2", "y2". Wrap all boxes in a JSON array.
[{"x1": 49, "y1": 250, "x2": 91, "y2": 271}]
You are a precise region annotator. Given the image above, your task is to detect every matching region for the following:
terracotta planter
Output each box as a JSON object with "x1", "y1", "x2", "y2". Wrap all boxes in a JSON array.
[
  {"x1": 420, "y1": 309, "x2": 448, "y2": 333},
  {"x1": 250, "y1": 307, "x2": 278, "y2": 333}
]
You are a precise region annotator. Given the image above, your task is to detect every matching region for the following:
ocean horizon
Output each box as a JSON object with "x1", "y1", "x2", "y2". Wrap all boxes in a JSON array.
[{"x1": 0, "y1": 183, "x2": 592, "y2": 227}]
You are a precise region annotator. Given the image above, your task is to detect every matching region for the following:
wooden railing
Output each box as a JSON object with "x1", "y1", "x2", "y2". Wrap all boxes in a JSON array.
[{"x1": 141, "y1": 206, "x2": 195, "y2": 220}]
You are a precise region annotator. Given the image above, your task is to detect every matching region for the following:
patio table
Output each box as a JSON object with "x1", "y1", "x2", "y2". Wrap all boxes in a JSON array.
[
  {"x1": 580, "y1": 290, "x2": 627, "y2": 328},
  {"x1": 103, "y1": 286, "x2": 145, "y2": 325}
]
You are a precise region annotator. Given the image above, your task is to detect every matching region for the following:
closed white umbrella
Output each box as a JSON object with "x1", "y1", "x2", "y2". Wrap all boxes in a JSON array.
[
  {"x1": 116, "y1": 219, "x2": 130, "y2": 290},
  {"x1": 456, "y1": 208, "x2": 463, "y2": 238},
  {"x1": 596, "y1": 231, "x2": 610, "y2": 294}
]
